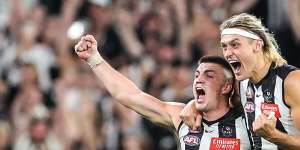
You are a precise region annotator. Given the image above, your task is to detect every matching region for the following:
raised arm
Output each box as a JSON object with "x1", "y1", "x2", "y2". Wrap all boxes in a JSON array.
[{"x1": 74, "y1": 35, "x2": 183, "y2": 130}]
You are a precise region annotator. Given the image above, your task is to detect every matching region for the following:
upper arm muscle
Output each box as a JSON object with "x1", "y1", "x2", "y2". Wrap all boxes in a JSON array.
[
  {"x1": 285, "y1": 70, "x2": 300, "y2": 130},
  {"x1": 118, "y1": 92, "x2": 184, "y2": 130}
]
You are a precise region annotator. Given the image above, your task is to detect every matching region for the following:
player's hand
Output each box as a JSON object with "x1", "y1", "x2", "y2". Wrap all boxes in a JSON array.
[
  {"x1": 180, "y1": 100, "x2": 202, "y2": 131},
  {"x1": 253, "y1": 110, "x2": 277, "y2": 139},
  {"x1": 74, "y1": 35, "x2": 103, "y2": 68},
  {"x1": 74, "y1": 34, "x2": 98, "y2": 61}
]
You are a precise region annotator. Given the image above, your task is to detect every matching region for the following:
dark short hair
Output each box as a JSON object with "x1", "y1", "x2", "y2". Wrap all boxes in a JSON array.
[
  {"x1": 199, "y1": 55, "x2": 234, "y2": 78},
  {"x1": 199, "y1": 55, "x2": 237, "y2": 103}
]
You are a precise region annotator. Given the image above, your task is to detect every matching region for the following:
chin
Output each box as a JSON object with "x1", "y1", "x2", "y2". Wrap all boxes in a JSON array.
[
  {"x1": 236, "y1": 75, "x2": 245, "y2": 81},
  {"x1": 235, "y1": 73, "x2": 249, "y2": 81},
  {"x1": 195, "y1": 104, "x2": 208, "y2": 112}
]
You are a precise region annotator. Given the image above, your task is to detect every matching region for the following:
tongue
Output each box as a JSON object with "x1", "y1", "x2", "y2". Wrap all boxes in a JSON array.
[{"x1": 234, "y1": 66, "x2": 241, "y2": 73}]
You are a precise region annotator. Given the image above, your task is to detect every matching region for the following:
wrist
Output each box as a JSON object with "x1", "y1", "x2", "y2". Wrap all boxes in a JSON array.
[
  {"x1": 87, "y1": 52, "x2": 104, "y2": 69},
  {"x1": 266, "y1": 128, "x2": 282, "y2": 142}
]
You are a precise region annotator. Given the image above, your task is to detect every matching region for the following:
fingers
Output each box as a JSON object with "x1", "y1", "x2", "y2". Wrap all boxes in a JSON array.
[
  {"x1": 75, "y1": 41, "x2": 84, "y2": 52},
  {"x1": 267, "y1": 111, "x2": 275, "y2": 120},
  {"x1": 83, "y1": 34, "x2": 97, "y2": 45},
  {"x1": 193, "y1": 114, "x2": 202, "y2": 131},
  {"x1": 253, "y1": 112, "x2": 277, "y2": 134},
  {"x1": 75, "y1": 35, "x2": 96, "y2": 52},
  {"x1": 262, "y1": 110, "x2": 276, "y2": 120}
]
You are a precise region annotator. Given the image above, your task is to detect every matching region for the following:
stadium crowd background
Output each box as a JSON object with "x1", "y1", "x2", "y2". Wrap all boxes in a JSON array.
[{"x1": 0, "y1": 0, "x2": 299, "y2": 149}]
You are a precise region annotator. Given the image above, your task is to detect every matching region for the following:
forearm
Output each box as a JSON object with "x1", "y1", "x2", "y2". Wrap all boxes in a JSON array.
[
  {"x1": 91, "y1": 61, "x2": 178, "y2": 127},
  {"x1": 75, "y1": 35, "x2": 179, "y2": 128},
  {"x1": 267, "y1": 129, "x2": 300, "y2": 150},
  {"x1": 92, "y1": 61, "x2": 142, "y2": 101}
]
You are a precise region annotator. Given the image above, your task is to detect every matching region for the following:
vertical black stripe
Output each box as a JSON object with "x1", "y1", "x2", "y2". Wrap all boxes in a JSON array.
[
  {"x1": 274, "y1": 64, "x2": 297, "y2": 108},
  {"x1": 261, "y1": 69, "x2": 276, "y2": 104},
  {"x1": 218, "y1": 116, "x2": 237, "y2": 138},
  {"x1": 244, "y1": 116, "x2": 255, "y2": 150},
  {"x1": 276, "y1": 120, "x2": 287, "y2": 134},
  {"x1": 246, "y1": 82, "x2": 262, "y2": 150},
  {"x1": 177, "y1": 121, "x2": 184, "y2": 134},
  {"x1": 261, "y1": 69, "x2": 288, "y2": 143},
  {"x1": 184, "y1": 125, "x2": 204, "y2": 150}
]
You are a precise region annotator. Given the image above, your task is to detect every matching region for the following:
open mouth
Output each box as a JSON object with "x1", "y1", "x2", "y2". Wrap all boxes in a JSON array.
[
  {"x1": 196, "y1": 87, "x2": 205, "y2": 99},
  {"x1": 228, "y1": 60, "x2": 242, "y2": 73}
]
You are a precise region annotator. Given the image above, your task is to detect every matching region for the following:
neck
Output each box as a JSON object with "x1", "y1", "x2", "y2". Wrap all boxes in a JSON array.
[
  {"x1": 201, "y1": 98, "x2": 230, "y2": 121},
  {"x1": 250, "y1": 57, "x2": 272, "y2": 84}
]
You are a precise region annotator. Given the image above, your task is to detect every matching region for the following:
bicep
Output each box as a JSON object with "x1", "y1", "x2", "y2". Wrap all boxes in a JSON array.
[
  {"x1": 284, "y1": 70, "x2": 300, "y2": 130},
  {"x1": 121, "y1": 92, "x2": 184, "y2": 129},
  {"x1": 291, "y1": 107, "x2": 300, "y2": 130}
]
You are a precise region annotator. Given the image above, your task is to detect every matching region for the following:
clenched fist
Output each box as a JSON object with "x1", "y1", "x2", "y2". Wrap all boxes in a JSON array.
[
  {"x1": 74, "y1": 35, "x2": 104, "y2": 68},
  {"x1": 252, "y1": 110, "x2": 277, "y2": 140}
]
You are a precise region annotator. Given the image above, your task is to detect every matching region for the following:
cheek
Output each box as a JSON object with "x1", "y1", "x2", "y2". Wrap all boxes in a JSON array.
[
  {"x1": 208, "y1": 83, "x2": 222, "y2": 93},
  {"x1": 242, "y1": 55, "x2": 256, "y2": 69},
  {"x1": 192, "y1": 83, "x2": 196, "y2": 95}
]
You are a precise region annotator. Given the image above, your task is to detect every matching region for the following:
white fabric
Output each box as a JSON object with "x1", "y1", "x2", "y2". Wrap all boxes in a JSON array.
[{"x1": 221, "y1": 28, "x2": 261, "y2": 40}]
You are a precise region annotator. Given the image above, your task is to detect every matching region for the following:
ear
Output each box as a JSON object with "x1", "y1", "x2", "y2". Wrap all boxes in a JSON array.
[
  {"x1": 221, "y1": 81, "x2": 233, "y2": 95},
  {"x1": 253, "y1": 40, "x2": 263, "y2": 53}
]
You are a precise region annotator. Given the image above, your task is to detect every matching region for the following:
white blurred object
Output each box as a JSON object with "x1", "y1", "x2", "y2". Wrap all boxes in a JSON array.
[
  {"x1": 0, "y1": 0, "x2": 11, "y2": 31},
  {"x1": 267, "y1": 111, "x2": 275, "y2": 120},
  {"x1": 89, "y1": 0, "x2": 111, "y2": 6},
  {"x1": 67, "y1": 20, "x2": 89, "y2": 40},
  {"x1": 32, "y1": 104, "x2": 50, "y2": 120}
]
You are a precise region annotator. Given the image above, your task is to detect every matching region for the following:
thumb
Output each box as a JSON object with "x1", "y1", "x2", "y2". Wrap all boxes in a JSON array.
[{"x1": 192, "y1": 114, "x2": 202, "y2": 130}]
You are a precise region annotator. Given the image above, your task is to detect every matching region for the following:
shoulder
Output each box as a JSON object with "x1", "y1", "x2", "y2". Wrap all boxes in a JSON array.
[
  {"x1": 274, "y1": 64, "x2": 298, "y2": 79},
  {"x1": 284, "y1": 69, "x2": 300, "y2": 107},
  {"x1": 165, "y1": 102, "x2": 186, "y2": 131}
]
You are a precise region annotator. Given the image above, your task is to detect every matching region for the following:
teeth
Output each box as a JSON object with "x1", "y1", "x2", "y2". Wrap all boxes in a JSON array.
[
  {"x1": 196, "y1": 87, "x2": 203, "y2": 91},
  {"x1": 228, "y1": 60, "x2": 239, "y2": 63},
  {"x1": 196, "y1": 87, "x2": 205, "y2": 96}
]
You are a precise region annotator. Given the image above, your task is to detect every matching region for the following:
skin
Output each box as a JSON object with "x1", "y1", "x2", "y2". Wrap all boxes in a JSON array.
[
  {"x1": 181, "y1": 33, "x2": 300, "y2": 149},
  {"x1": 222, "y1": 34, "x2": 300, "y2": 149},
  {"x1": 74, "y1": 35, "x2": 233, "y2": 133},
  {"x1": 193, "y1": 63, "x2": 232, "y2": 121},
  {"x1": 221, "y1": 34, "x2": 270, "y2": 83}
]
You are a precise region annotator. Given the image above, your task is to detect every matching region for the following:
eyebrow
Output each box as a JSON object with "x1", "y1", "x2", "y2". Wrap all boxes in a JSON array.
[
  {"x1": 204, "y1": 69, "x2": 216, "y2": 74},
  {"x1": 195, "y1": 69, "x2": 216, "y2": 74},
  {"x1": 220, "y1": 38, "x2": 240, "y2": 45}
]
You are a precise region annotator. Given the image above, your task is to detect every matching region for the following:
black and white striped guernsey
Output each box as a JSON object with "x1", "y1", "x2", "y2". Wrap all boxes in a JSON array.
[
  {"x1": 240, "y1": 64, "x2": 300, "y2": 150},
  {"x1": 177, "y1": 108, "x2": 251, "y2": 150}
]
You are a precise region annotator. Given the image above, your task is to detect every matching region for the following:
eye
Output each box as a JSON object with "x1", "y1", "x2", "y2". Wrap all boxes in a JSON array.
[
  {"x1": 206, "y1": 72, "x2": 214, "y2": 78},
  {"x1": 221, "y1": 43, "x2": 227, "y2": 51},
  {"x1": 231, "y1": 42, "x2": 240, "y2": 49}
]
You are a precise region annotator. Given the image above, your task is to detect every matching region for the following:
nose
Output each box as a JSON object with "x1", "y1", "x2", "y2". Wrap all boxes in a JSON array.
[
  {"x1": 195, "y1": 74, "x2": 205, "y2": 83},
  {"x1": 223, "y1": 48, "x2": 233, "y2": 59}
]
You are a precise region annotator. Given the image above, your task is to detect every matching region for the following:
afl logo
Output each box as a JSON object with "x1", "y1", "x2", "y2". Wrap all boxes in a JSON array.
[
  {"x1": 183, "y1": 135, "x2": 200, "y2": 146},
  {"x1": 244, "y1": 101, "x2": 255, "y2": 113}
]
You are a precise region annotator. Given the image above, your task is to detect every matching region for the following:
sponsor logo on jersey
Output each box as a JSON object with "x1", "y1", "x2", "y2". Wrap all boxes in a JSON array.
[
  {"x1": 244, "y1": 101, "x2": 255, "y2": 113},
  {"x1": 261, "y1": 103, "x2": 281, "y2": 118},
  {"x1": 183, "y1": 135, "x2": 200, "y2": 146},
  {"x1": 210, "y1": 138, "x2": 240, "y2": 150}
]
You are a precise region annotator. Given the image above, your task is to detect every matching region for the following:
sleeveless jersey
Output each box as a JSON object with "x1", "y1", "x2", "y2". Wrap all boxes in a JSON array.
[
  {"x1": 178, "y1": 108, "x2": 251, "y2": 150},
  {"x1": 240, "y1": 64, "x2": 300, "y2": 150}
]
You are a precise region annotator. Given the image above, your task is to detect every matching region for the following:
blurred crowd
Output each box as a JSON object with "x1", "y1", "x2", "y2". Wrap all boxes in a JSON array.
[{"x1": 0, "y1": 0, "x2": 299, "y2": 150}]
